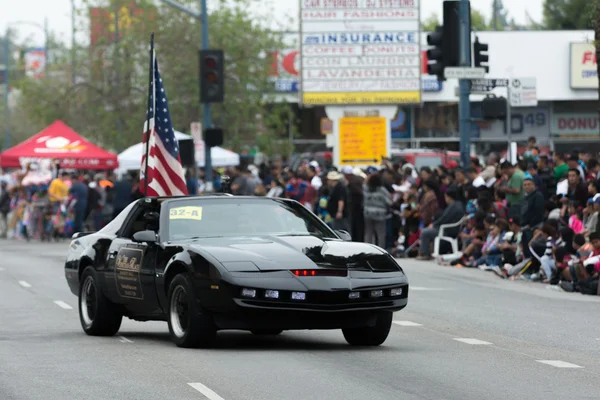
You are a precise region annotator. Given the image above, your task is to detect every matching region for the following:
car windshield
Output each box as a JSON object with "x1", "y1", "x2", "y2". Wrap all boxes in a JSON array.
[{"x1": 164, "y1": 198, "x2": 337, "y2": 241}]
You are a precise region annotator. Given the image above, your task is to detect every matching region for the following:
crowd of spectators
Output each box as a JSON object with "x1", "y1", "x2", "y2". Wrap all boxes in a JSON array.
[
  {"x1": 225, "y1": 138, "x2": 600, "y2": 297},
  {"x1": 2, "y1": 136, "x2": 600, "y2": 296}
]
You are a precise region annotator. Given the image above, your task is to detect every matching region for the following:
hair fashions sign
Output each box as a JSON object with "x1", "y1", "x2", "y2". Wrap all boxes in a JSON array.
[
  {"x1": 299, "y1": 0, "x2": 422, "y2": 105},
  {"x1": 570, "y1": 43, "x2": 598, "y2": 89}
]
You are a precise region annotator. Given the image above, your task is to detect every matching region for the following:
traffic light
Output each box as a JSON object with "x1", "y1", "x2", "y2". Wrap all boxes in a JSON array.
[
  {"x1": 426, "y1": 26, "x2": 445, "y2": 81},
  {"x1": 473, "y1": 36, "x2": 489, "y2": 72},
  {"x1": 426, "y1": 1, "x2": 469, "y2": 81},
  {"x1": 204, "y1": 128, "x2": 223, "y2": 147},
  {"x1": 199, "y1": 49, "x2": 224, "y2": 103},
  {"x1": 442, "y1": 0, "x2": 465, "y2": 68}
]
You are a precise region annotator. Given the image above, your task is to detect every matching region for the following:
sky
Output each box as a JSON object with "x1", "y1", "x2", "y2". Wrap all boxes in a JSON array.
[{"x1": 0, "y1": 0, "x2": 545, "y2": 47}]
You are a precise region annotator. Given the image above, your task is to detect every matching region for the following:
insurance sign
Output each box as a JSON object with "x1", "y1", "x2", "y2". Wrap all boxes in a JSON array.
[{"x1": 299, "y1": 0, "x2": 422, "y2": 106}]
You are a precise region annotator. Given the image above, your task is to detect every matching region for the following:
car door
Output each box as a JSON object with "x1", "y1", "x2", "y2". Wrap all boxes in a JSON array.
[{"x1": 104, "y1": 207, "x2": 161, "y2": 315}]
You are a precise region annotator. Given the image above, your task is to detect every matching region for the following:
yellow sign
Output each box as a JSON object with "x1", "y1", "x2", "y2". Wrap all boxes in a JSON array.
[
  {"x1": 169, "y1": 206, "x2": 203, "y2": 220},
  {"x1": 302, "y1": 91, "x2": 421, "y2": 105},
  {"x1": 338, "y1": 117, "x2": 388, "y2": 166}
]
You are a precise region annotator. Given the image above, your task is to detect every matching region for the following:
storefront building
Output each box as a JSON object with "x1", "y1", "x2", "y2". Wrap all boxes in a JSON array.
[{"x1": 270, "y1": 30, "x2": 599, "y2": 155}]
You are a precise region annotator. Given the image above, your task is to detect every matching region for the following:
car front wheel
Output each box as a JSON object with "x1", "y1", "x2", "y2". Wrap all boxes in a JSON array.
[
  {"x1": 167, "y1": 274, "x2": 217, "y2": 348},
  {"x1": 79, "y1": 267, "x2": 122, "y2": 336},
  {"x1": 342, "y1": 311, "x2": 393, "y2": 346}
]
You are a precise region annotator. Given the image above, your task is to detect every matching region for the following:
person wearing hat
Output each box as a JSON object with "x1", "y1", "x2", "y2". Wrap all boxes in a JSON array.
[{"x1": 326, "y1": 170, "x2": 349, "y2": 231}]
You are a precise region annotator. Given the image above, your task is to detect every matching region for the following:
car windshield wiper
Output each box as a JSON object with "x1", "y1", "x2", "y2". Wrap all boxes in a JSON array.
[{"x1": 186, "y1": 236, "x2": 224, "y2": 240}]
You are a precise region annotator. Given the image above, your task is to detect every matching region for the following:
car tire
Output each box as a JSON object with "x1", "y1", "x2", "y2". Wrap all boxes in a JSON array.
[
  {"x1": 167, "y1": 274, "x2": 217, "y2": 348},
  {"x1": 342, "y1": 311, "x2": 393, "y2": 346},
  {"x1": 79, "y1": 267, "x2": 123, "y2": 336},
  {"x1": 251, "y1": 329, "x2": 283, "y2": 336}
]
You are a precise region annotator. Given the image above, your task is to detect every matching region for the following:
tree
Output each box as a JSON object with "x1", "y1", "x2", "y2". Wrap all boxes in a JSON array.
[
  {"x1": 11, "y1": 0, "x2": 295, "y2": 156},
  {"x1": 471, "y1": 9, "x2": 490, "y2": 31},
  {"x1": 421, "y1": 13, "x2": 440, "y2": 31},
  {"x1": 543, "y1": 0, "x2": 594, "y2": 29}
]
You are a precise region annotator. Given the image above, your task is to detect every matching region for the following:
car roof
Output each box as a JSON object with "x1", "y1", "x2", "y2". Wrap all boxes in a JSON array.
[{"x1": 150, "y1": 195, "x2": 294, "y2": 204}]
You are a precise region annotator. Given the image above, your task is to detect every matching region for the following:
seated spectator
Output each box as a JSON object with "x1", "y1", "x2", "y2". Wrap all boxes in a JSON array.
[
  {"x1": 450, "y1": 212, "x2": 486, "y2": 267},
  {"x1": 416, "y1": 186, "x2": 464, "y2": 261},
  {"x1": 469, "y1": 219, "x2": 508, "y2": 269}
]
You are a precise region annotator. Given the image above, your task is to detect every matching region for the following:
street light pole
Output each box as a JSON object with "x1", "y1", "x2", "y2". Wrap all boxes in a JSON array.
[
  {"x1": 3, "y1": 29, "x2": 10, "y2": 150},
  {"x1": 458, "y1": 0, "x2": 472, "y2": 169},
  {"x1": 200, "y1": 0, "x2": 213, "y2": 193}
]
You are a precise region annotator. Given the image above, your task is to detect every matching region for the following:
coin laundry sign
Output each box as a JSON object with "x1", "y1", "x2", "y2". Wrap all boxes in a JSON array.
[{"x1": 299, "y1": 0, "x2": 422, "y2": 105}]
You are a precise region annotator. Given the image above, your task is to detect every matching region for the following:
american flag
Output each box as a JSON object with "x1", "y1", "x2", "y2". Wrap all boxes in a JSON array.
[{"x1": 140, "y1": 49, "x2": 188, "y2": 197}]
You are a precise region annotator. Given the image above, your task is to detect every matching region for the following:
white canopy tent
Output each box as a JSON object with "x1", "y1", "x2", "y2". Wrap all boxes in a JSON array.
[{"x1": 116, "y1": 131, "x2": 240, "y2": 173}]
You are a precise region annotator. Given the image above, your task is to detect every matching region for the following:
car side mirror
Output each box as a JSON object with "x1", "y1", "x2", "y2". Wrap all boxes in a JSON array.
[
  {"x1": 335, "y1": 230, "x2": 352, "y2": 241},
  {"x1": 133, "y1": 230, "x2": 157, "y2": 243}
]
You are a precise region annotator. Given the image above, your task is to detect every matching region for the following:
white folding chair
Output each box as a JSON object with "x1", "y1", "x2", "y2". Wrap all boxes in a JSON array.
[{"x1": 432, "y1": 216, "x2": 467, "y2": 260}]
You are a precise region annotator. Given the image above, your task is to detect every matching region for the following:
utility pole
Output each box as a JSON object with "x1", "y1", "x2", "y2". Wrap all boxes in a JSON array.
[
  {"x1": 458, "y1": 0, "x2": 472, "y2": 169},
  {"x1": 159, "y1": 0, "x2": 213, "y2": 192}
]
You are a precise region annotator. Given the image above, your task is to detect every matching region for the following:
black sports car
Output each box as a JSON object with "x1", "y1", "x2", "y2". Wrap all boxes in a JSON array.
[{"x1": 64, "y1": 195, "x2": 409, "y2": 348}]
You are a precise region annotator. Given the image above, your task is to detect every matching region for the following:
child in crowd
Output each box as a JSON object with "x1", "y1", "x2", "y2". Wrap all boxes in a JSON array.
[
  {"x1": 567, "y1": 203, "x2": 584, "y2": 234},
  {"x1": 471, "y1": 219, "x2": 508, "y2": 269}
]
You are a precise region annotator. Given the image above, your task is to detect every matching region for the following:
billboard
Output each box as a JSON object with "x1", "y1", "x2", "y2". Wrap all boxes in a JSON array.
[
  {"x1": 570, "y1": 42, "x2": 597, "y2": 89},
  {"x1": 299, "y1": 0, "x2": 422, "y2": 106}
]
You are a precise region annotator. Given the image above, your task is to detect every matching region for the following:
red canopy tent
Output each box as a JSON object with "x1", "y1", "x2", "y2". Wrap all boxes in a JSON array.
[{"x1": 0, "y1": 120, "x2": 119, "y2": 170}]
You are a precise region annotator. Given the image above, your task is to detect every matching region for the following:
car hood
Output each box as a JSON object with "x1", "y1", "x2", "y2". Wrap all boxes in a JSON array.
[{"x1": 187, "y1": 235, "x2": 394, "y2": 271}]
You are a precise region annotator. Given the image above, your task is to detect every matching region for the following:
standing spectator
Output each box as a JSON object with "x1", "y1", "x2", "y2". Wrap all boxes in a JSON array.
[
  {"x1": 0, "y1": 181, "x2": 10, "y2": 238},
  {"x1": 69, "y1": 173, "x2": 89, "y2": 234},
  {"x1": 553, "y1": 153, "x2": 569, "y2": 182},
  {"x1": 566, "y1": 168, "x2": 589, "y2": 208},
  {"x1": 418, "y1": 181, "x2": 439, "y2": 227},
  {"x1": 567, "y1": 153, "x2": 586, "y2": 181},
  {"x1": 342, "y1": 167, "x2": 364, "y2": 242},
  {"x1": 112, "y1": 172, "x2": 134, "y2": 218},
  {"x1": 363, "y1": 173, "x2": 392, "y2": 248},
  {"x1": 520, "y1": 176, "x2": 545, "y2": 258},
  {"x1": 326, "y1": 171, "x2": 349, "y2": 231},
  {"x1": 537, "y1": 155, "x2": 556, "y2": 199},
  {"x1": 498, "y1": 161, "x2": 525, "y2": 219}
]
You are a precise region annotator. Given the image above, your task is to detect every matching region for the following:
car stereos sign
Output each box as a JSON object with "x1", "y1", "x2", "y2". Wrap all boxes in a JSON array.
[{"x1": 299, "y1": 0, "x2": 422, "y2": 105}]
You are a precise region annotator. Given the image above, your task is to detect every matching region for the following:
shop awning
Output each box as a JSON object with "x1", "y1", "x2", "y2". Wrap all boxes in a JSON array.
[{"x1": 0, "y1": 120, "x2": 119, "y2": 170}]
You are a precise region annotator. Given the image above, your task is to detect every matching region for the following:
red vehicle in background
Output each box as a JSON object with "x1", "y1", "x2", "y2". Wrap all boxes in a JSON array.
[{"x1": 292, "y1": 149, "x2": 478, "y2": 171}]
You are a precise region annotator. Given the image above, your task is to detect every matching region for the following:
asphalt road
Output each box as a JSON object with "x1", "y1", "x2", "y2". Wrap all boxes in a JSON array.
[{"x1": 1, "y1": 239, "x2": 599, "y2": 400}]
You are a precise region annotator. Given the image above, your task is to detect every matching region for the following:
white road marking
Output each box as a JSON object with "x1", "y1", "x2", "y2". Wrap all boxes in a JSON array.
[
  {"x1": 18, "y1": 280, "x2": 32, "y2": 288},
  {"x1": 410, "y1": 286, "x2": 448, "y2": 291},
  {"x1": 536, "y1": 360, "x2": 583, "y2": 368},
  {"x1": 118, "y1": 336, "x2": 133, "y2": 343},
  {"x1": 453, "y1": 338, "x2": 493, "y2": 345},
  {"x1": 393, "y1": 321, "x2": 423, "y2": 327},
  {"x1": 53, "y1": 300, "x2": 73, "y2": 310},
  {"x1": 188, "y1": 382, "x2": 226, "y2": 400}
]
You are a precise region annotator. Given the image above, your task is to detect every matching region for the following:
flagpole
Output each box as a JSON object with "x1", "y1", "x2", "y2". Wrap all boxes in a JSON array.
[{"x1": 143, "y1": 32, "x2": 154, "y2": 196}]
